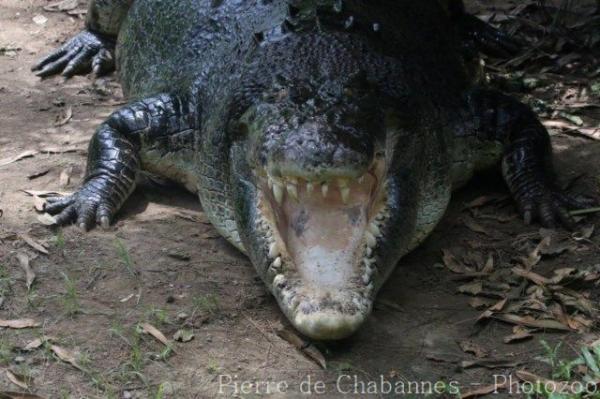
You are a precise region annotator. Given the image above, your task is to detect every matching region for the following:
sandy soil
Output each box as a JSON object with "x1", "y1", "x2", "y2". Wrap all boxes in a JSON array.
[{"x1": 0, "y1": 1, "x2": 599, "y2": 398}]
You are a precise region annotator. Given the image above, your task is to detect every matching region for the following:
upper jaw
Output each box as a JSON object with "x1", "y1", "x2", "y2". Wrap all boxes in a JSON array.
[{"x1": 249, "y1": 161, "x2": 390, "y2": 339}]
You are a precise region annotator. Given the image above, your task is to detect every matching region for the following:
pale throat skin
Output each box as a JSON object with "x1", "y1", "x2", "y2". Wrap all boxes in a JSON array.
[{"x1": 36, "y1": 0, "x2": 592, "y2": 341}]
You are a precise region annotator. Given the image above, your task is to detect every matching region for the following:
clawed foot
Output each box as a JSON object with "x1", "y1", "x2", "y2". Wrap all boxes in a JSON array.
[
  {"x1": 514, "y1": 185, "x2": 596, "y2": 230},
  {"x1": 458, "y1": 14, "x2": 522, "y2": 58},
  {"x1": 45, "y1": 178, "x2": 119, "y2": 231},
  {"x1": 32, "y1": 30, "x2": 115, "y2": 78}
]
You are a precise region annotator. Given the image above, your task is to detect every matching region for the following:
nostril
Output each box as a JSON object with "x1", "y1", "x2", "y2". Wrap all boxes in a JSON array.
[{"x1": 296, "y1": 139, "x2": 303, "y2": 146}]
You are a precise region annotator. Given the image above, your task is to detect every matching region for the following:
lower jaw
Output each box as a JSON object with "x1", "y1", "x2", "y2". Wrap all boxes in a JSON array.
[
  {"x1": 250, "y1": 172, "x2": 389, "y2": 340},
  {"x1": 272, "y1": 279, "x2": 373, "y2": 340}
]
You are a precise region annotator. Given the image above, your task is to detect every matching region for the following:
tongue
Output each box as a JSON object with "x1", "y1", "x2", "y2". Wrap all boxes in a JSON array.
[{"x1": 281, "y1": 187, "x2": 369, "y2": 289}]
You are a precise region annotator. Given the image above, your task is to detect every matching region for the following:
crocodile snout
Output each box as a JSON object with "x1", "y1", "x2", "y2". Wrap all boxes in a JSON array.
[{"x1": 267, "y1": 120, "x2": 373, "y2": 181}]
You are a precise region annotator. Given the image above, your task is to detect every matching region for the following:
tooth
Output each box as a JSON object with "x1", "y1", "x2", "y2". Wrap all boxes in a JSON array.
[
  {"x1": 366, "y1": 247, "x2": 373, "y2": 257},
  {"x1": 273, "y1": 182, "x2": 284, "y2": 204},
  {"x1": 306, "y1": 181, "x2": 314, "y2": 194},
  {"x1": 273, "y1": 274, "x2": 285, "y2": 287},
  {"x1": 268, "y1": 242, "x2": 279, "y2": 258},
  {"x1": 340, "y1": 187, "x2": 350, "y2": 204},
  {"x1": 287, "y1": 181, "x2": 298, "y2": 200},
  {"x1": 273, "y1": 256, "x2": 282, "y2": 268},
  {"x1": 365, "y1": 231, "x2": 377, "y2": 248},
  {"x1": 321, "y1": 183, "x2": 329, "y2": 197},
  {"x1": 369, "y1": 222, "x2": 381, "y2": 237},
  {"x1": 362, "y1": 274, "x2": 371, "y2": 285},
  {"x1": 337, "y1": 179, "x2": 350, "y2": 204},
  {"x1": 358, "y1": 175, "x2": 365, "y2": 184},
  {"x1": 267, "y1": 176, "x2": 273, "y2": 190}
]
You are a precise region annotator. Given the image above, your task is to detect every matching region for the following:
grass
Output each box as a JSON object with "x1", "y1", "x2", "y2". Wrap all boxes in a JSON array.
[
  {"x1": 527, "y1": 340, "x2": 600, "y2": 398},
  {"x1": 0, "y1": 263, "x2": 12, "y2": 298},
  {"x1": 206, "y1": 358, "x2": 220, "y2": 374},
  {"x1": 109, "y1": 322, "x2": 150, "y2": 386},
  {"x1": 53, "y1": 229, "x2": 65, "y2": 249},
  {"x1": 60, "y1": 272, "x2": 81, "y2": 316},
  {"x1": 191, "y1": 293, "x2": 220, "y2": 316},
  {"x1": 154, "y1": 383, "x2": 166, "y2": 399},
  {"x1": 115, "y1": 238, "x2": 137, "y2": 276},
  {"x1": 146, "y1": 307, "x2": 171, "y2": 326},
  {"x1": 0, "y1": 338, "x2": 13, "y2": 365},
  {"x1": 26, "y1": 287, "x2": 41, "y2": 310}
]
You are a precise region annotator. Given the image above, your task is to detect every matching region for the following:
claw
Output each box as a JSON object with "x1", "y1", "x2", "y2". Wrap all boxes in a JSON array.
[
  {"x1": 100, "y1": 216, "x2": 110, "y2": 229},
  {"x1": 32, "y1": 30, "x2": 115, "y2": 78},
  {"x1": 523, "y1": 210, "x2": 532, "y2": 225}
]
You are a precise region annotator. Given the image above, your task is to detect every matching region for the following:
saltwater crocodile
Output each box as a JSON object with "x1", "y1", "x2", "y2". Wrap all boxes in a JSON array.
[{"x1": 33, "y1": 0, "x2": 592, "y2": 339}]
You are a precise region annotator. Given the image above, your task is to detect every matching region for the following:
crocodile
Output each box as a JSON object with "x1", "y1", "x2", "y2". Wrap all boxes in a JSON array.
[{"x1": 32, "y1": 0, "x2": 593, "y2": 340}]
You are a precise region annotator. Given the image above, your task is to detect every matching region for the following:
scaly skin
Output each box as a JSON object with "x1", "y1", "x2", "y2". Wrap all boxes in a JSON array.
[
  {"x1": 34, "y1": 0, "x2": 594, "y2": 340},
  {"x1": 31, "y1": 0, "x2": 520, "y2": 79},
  {"x1": 32, "y1": 0, "x2": 131, "y2": 77}
]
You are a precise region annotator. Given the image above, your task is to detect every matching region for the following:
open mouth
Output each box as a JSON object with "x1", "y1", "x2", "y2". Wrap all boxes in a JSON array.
[{"x1": 253, "y1": 161, "x2": 390, "y2": 339}]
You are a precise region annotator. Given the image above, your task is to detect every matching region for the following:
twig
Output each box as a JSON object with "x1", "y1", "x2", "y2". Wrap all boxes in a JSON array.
[{"x1": 570, "y1": 207, "x2": 600, "y2": 216}]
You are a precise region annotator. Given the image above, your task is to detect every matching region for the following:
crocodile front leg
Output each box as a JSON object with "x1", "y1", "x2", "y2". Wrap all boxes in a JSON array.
[
  {"x1": 32, "y1": 0, "x2": 133, "y2": 78},
  {"x1": 46, "y1": 93, "x2": 197, "y2": 230},
  {"x1": 466, "y1": 88, "x2": 596, "y2": 228}
]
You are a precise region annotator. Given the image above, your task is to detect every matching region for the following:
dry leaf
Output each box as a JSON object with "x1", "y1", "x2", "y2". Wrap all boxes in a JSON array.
[
  {"x1": 0, "y1": 150, "x2": 38, "y2": 167},
  {"x1": 442, "y1": 249, "x2": 469, "y2": 274},
  {"x1": 50, "y1": 345, "x2": 85, "y2": 372},
  {"x1": 490, "y1": 298, "x2": 508, "y2": 312},
  {"x1": 512, "y1": 267, "x2": 550, "y2": 286},
  {"x1": 515, "y1": 370, "x2": 572, "y2": 393},
  {"x1": 43, "y1": 0, "x2": 80, "y2": 12},
  {"x1": 276, "y1": 327, "x2": 326, "y2": 369},
  {"x1": 461, "y1": 382, "x2": 507, "y2": 398},
  {"x1": 476, "y1": 299, "x2": 507, "y2": 323},
  {"x1": 0, "y1": 392, "x2": 47, "y2": 399},
  {"x1": 492, "y1": 314, "x2": 570, "y2": 331},
  {"x1": 36, "y1": 213, "x2": 57, "y2": 226},
  {"x1": 173, "y1": 329, "x2": 195, "y2": 342},
  {"x1": 481, "y1": 254, "x2": 494, "y2": 274},
  {"x1": 18, "y1": 234, "x2": 48, "y2": 255},
  {"x1": 38, "y1": 147, "x2": 79, "y2": 154},
  {"x1": 0, "y1": 319, "x2": 40, "y2": 329},
  {"x1": 54, "y1": 106, "x2": 73, "y2": 126},
  {"x1": 458, "y1": 281, "x2": 483, "y2": 296},
  {"x1": 5, "y1": 370, "x2": 29, "y2": 390},
  {"x1": 200, "y1": 231, "x2": 220, "y2": 239},
  {"x1": 463, "y1": 194, "x2": 508, "y2": 209},
  {"x1": 464, "y1": 217, "x2": 491, "y2": 236},
  {"x1": 27, "y1": 169, "x2": 50, "y2": 180},
  {"x1": 32, "y1": 195, "x2": 46, "y2": 212},
  {"x1": 23, "y1": 336, "x2": 51, "y2": 351},
  {"x1": 458, "y1": 340, "x2": 489, "y2": 358},
  {"x1": 22, "y1": 190, "x2": 70, "y2": 197},
  {"x1": 461, "y1": 358, "x2": 520, "y2": 369},
  {"x1": 521, "y1": 236, "x2": 551, "y2": 269},
  {"x1": 59, "y1": 166, "x2": 73, "y2": 187},
  {"x1": 572, "y1": 225, "x2": 595, "y2": 241},
  {"x1": 140, "y1": 323, "x2": 170, "y2": 347},
  {"x1": 503, "y1": 326, "x2": 535, "y2": 344},
  {"x1": 468, "y1": 297, "x2": 496, "y2": 310},
  {"x1": 16, "y1": 253, "x2": 35, "y2": 290}
]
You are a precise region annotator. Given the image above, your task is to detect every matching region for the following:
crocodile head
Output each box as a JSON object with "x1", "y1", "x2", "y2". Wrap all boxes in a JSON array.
[{"x1": 229, "y1": 72, "x2": 422, "y2": 340}]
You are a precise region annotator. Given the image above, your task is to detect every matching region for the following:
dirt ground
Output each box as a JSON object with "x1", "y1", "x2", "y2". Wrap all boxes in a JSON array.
[{"x1": 0, "y1": 1, "x2": 599, "y2": 398}]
